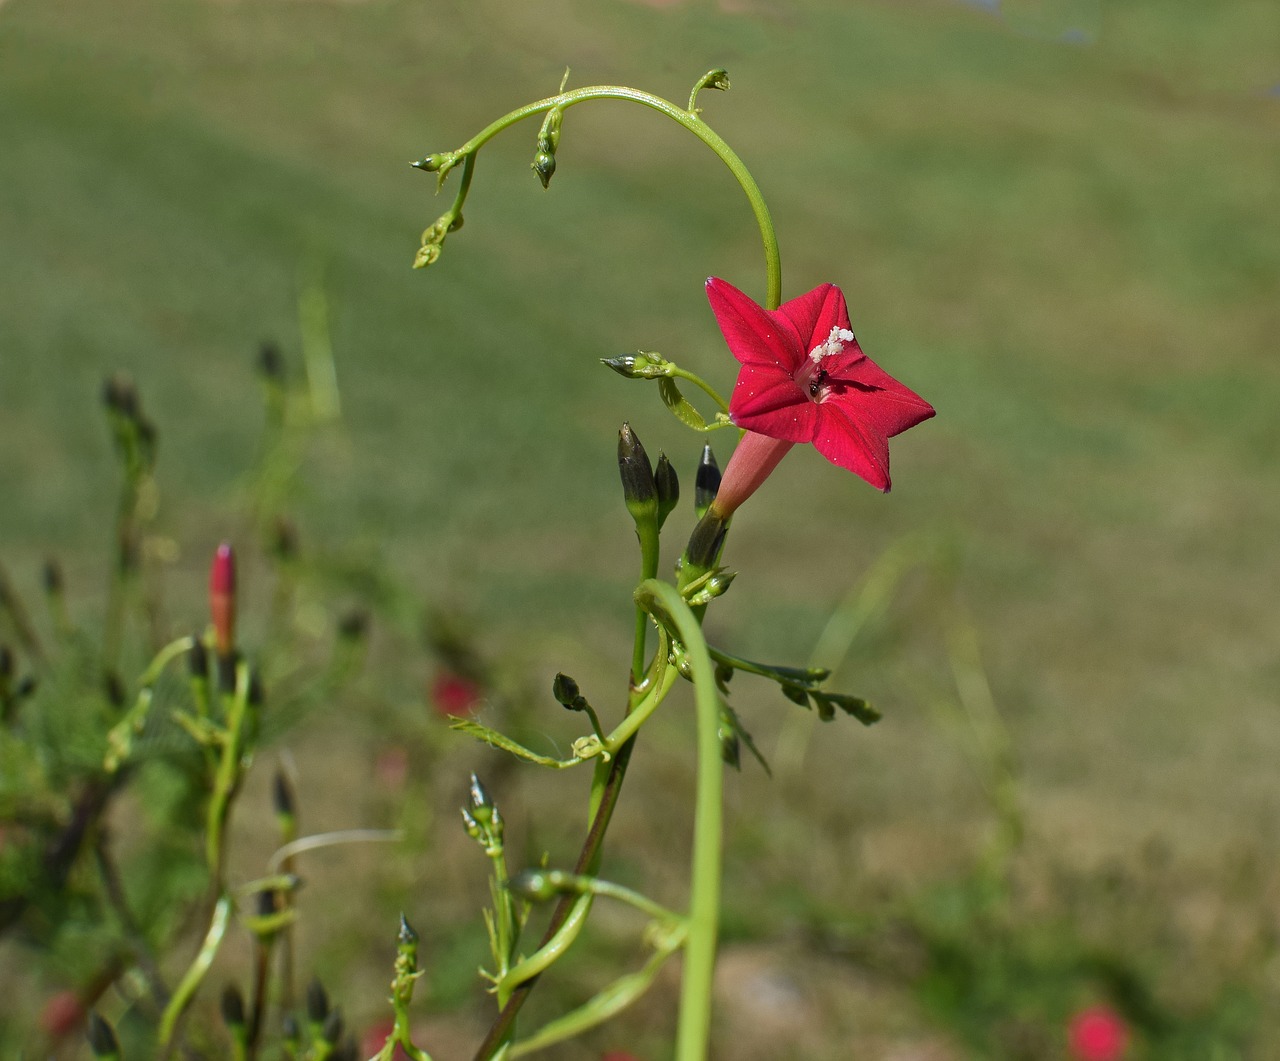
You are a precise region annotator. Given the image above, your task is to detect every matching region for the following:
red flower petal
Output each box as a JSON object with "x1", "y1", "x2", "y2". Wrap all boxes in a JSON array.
[
  {"x1": 705, "y1": 277, "x2": 804, "y2": 372},
  {"x1": 729, "y1": 364, "x2": 820, "y2": 442},
  {"x1": 812, "y1": 402, "x2": 892, "y2": 489},
  {"x1": 774, "y1": 282, "x2": 852, "y2": 358}
]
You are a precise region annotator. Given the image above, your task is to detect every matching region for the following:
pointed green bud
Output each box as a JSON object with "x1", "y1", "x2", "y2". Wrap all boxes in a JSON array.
[
  {"x1": 411, "y1": 153, "x2": 452, "y2": 173},
  {"x1": 532, "y1": 151, "x2": 556, "y2": 189},
  {"x1": 618, "y1": 423, "x2": 658, "y2": 525},
  {"x1": 689, "y1": 68, "x2": 731, "y2": 112},
  {"x1": 42, "y1": 558, "x2": 63, "y2": 596},
  {"x1": 531, "y1": 107, "x2": 563, "y2": 189},
  {"x1": 187, "y1": 637, "x2": 209, "y2": 682},
  {"x1": 86, "y1": 1012, "x2": 121, "y2": 1059},
  {"x1": 257, "y1": 341, "x2": 286, "y2": 383},
  {"x1": 552, "y1": 672, "x2": 586, "y2": 711},
  {"x1": 322, "y1": 1008, "x2": 344, "y2": 1045},
  {"x1": 684, "y1": 509, "x2": 728, "y2": 571},
  {"x1": 460, "y1": 805, "x2": 482, "y2": 840},
  {"x1": 221, "y1": 983, "x2": 247, "y2": 1029},
  {"x1": 273, "y1": 770, "x2": 296, "y2": 820},
  {"x1": 654, "y1": 453, "x2": 679, "y2": 529},
  {"x1": 694, "y1": 444, "x2": 721, "y2": 518},
  {"x1": 600, "y1": 352, "x2": 668, "y2": 379},
  {"x1": 305, "y1": 977, "x2": 330, "y2": 1024},
  {"x1": 102, "y1": 374, "x2": 139, "y2": 420},
  {"x1": 398, "y1": 912, "x2": 419, "y2": 948},
  {"x1": 719, "y1": 714, "x2": 741, "y2": 770}
]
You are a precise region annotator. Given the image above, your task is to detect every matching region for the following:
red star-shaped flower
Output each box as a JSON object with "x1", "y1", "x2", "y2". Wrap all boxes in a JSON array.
[{"x1": 705, "y1": 277, "x2": 933, "y2": 514}]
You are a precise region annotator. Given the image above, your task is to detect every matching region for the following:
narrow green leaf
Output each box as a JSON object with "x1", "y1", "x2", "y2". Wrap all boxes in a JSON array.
[
  {"x1": 451, "y1": 719, "x2": 576, "y2": 767},
  {"x1": 657, "y1": 377, "x2": 707, "y2": 431}
]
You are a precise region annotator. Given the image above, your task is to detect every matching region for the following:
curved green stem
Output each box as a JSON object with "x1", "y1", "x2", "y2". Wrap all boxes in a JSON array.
[
  {"x1": 426, "y1": 84, "x2": 781, "y2": 309},
  {"x1": 634, "y1": 580, "x2": 724, "y2": 1061},
  {"x1": 158, "y1": 892, "x2": 232, "y2": 1048}
]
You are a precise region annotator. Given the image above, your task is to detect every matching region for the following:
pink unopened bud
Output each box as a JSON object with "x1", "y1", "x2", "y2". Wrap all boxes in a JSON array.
[
  {"x1": 209, "y1": 542, "x2": 236, "y2": 657},
  {"x1": 39, "y1": 989, "x2": 84, "y2": 1039},
  {"x1": 1068, "y1": 1004, "x2": 1130, "y2": 1061}
]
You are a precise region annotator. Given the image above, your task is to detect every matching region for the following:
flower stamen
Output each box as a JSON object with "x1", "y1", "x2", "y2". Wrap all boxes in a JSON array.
[{"x1": 808, "y1": 326, "x2": 856, "y2": 365}]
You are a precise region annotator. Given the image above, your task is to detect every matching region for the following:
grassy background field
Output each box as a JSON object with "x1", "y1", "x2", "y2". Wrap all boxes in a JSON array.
[{"x1": 2, "y1": 0, "x2": 1278, "y2": 1056}]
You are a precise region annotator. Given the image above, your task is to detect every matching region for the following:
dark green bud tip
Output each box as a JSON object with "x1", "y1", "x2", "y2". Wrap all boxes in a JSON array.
[
  {"x1": 272, "y1": 771, "x2": 295, "y2": 818},
  {"x1": 42, "y1": 559, "x2": 63, "y2": 595},
  {"x1": 102, "y1": 671, "x2": 126, "y2": 709},
  {"x1": 600, "y1": 352, "x2": 667, "y2": 379},
  {"x1": 306, "y1": 977, "x2": 330, "y2": 1023},
  {"x1": 257, "y1": 888, "x2": 278, "y2": 917},
  {"x1": 719, "y1": 723, "x2": 741, "y2": 770},
  {"x1": 654, "y1": 453, "x2": 680, "y2": 529},
  {"x1": 694, "y1": 444, "x2": 721, "y2": 518},
  {"x1": 552, "y1": 672, "x2": 584, "y2": 711},
  {"x1": 685, "y1": 510, "x2": 729, "y2": 571},
  {"x1": 468, "y1": 772, "x2": 493, "y2": 813},
  {"x1": 187, "y1": 637, "x2": 209, "y2": 681},
  {"x1": 281, "y1": 1014, "x2": 300, "y2": 1042},
  {"x1": 272, "y1": 517, "x2": 300, "y2": 561},
  {"x1": 102, "y1": 374, "x2": 138, "y2": 419},
  {"x1": 700, "y1": 69, "x2": 731, "y2": 93},
  {"x1": 532, "y1": 152, "x2": 556, "y2": 189},
  {"x1": 337, "y1": 609, "x2": 369, "y2": 641},
  {"x1": 221, "y1": 983, "x2": 246, "y2": 1028},
  {"x1": 507, "y1": 868, "x2": 558, "y2": 902},
  {"x1": 257, "y1": 341, "x2": 285, "y2": 382},
  {"x1": 322, "y1": 1008, "x2": 344, "y2": 1045},
  {"x1": 412, "y1": 153, "x2": 450, "y2": 172},
  {"x1": 618, "y1": 423, "x2": 658, "y2": 520},
  {"x1": 86, "y1": 1012, "x2": 121, "y2": 1057},
  {"x1": 398, "y1": 913, "x2": 418, "y2": 946}
]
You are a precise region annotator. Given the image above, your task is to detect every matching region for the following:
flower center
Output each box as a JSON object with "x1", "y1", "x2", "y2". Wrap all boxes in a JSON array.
[{"x1": 795, "y1": 325, "x2": 855, "y2": 401}]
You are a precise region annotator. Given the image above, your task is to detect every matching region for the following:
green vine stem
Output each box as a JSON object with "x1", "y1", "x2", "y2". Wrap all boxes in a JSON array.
[
  {"x1": 416, "y1": 74, "x2": 782, "y2": 310},
  {"x1": 634, "y1": 579, "x2": 724, "y2": 1061},
  {"x1": 459, "y1": 71, "x2": 778, "y2": 1059},
  {"x1": 158, "y1": 892, "x2": 232, "y2": 1049}
]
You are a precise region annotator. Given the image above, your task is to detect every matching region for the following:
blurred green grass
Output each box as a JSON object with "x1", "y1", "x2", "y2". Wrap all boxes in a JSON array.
[{"x1": 2, "y1": 0, "x2": 1278, "y2": 1053}]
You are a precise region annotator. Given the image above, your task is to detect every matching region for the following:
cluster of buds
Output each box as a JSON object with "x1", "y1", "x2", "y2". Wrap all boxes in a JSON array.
[
  {"x1": 617, "y1": 423, "x2": 682, "y2": 533},
  {"x1": 461, "y1": 773, "x2": 504, "y2": 857},
  {"x1": 531, "y1": 106, "x2": 563, "y2": 189}
]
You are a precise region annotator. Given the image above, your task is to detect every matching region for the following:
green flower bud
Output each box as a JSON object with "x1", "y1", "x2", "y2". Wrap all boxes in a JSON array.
[
  {"x1": 306, "y1": 977, "x2": 330, "y2": 1024},
  {"x1": 552, "y1": 672, "x2": 586, "y2": 711},
  {"x1": 321, "y1": 1008, "x2": 344, "y2": 1045},
  {"x1": 694, "y1": 443, "x2": 721, "y2": 518},
  {"x1": 86, "y1": 1013, "x2": 121, "y2": 1059},
  {"x1": 618, "y1": 423, "x2": 658, "y2": 525},
  {"x1": 654, "y1": 453, "x2": 679, "y2": 529},
  {"x1": 221, "y1": 983, "x2": 246, "y2": 1029},
  {"x1": 531, "y1": 107, "x2": 563, "y2": 188},
  {"x1": 398, "y1": 912, "x2": 419, "y2": 948},
  {"x1": 272, "y1": 770, "x2": 296, "y2": 820},
  {"x1": 600, "y1": 352, "x2": 668, "y2": 379},
  {"x1": 684, "y1": 509, "x2": 728, "y2": 571}
]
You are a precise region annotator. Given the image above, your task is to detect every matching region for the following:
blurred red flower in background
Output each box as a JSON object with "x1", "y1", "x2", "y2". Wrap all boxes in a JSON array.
[{"x1": 1068, "y1": 1004, "x2": 1130, "y2": 1061}]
